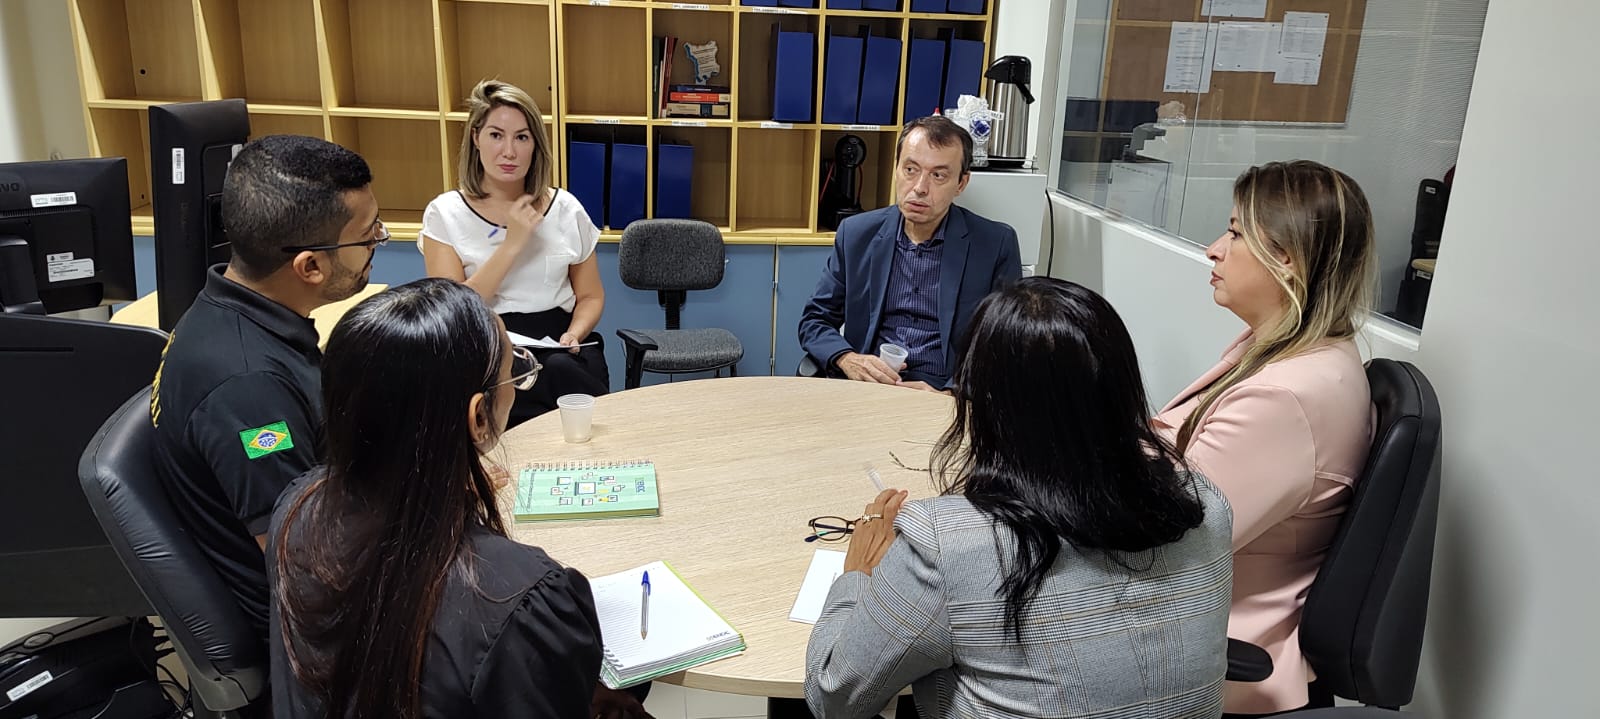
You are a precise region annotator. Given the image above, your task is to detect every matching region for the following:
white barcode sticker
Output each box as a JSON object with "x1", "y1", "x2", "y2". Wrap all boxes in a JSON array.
[
  {"x1": 29, "y1": 192, "x2": 75, "y2": 208},
  {"x1": 172, "y1": 148, "x2": 186, "y2": 184},
  {"x1": 6, "y1": 670, "x2": 53, "y2": 701},
  {"x1": 672, "y1": 2, "x2": 711, "y2": 8},
  {"x1": 670, "y1": 119, "x2": 708, "y2": 127},
  {"x1": 46, "y1": 257, "x2": 95, "y2": 283},
  {"x1": 594, "y1": 117, "x2": 622, "y2": 125},
  {"x1": 841, "y1": 124, "x2": 882, "y2": 131},
  {"x1": 752, "y1": 6, "x2": 803, "y2": 13},
  {"x1": 760, "y1": 121, "x2": 794, "y2": 129}
]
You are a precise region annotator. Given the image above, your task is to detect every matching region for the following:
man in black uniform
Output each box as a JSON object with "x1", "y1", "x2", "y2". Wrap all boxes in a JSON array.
[{"x1": 149, "y1": 134, "x2": 384, "y2": 640}]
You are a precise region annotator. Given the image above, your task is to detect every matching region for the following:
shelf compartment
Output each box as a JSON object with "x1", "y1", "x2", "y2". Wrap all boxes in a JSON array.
[
  {"x1": 248, "y1": 112, "x2": 328, "y2": 141},
  {"x1": 71, "y1": 0, "x2": 203, "y2": 103},
  {"x1": 653, "y1": 126, "x2": 732, "y2": 227},
  {"x1": 85, "y1": 108, "x2": 153, "y2": 215},
  {"x1": 652, "y1": 7, "x2": 736, "y2": 118},
  {"x1": 329, "y1": 117, "x2": 448, "y2": 212},
  {"x1": 197, "y1": 0, "x2": 323, "y2": 107},
  {"x1": 735, "y1": 11, "x2": 822, "y2": 122},
  {"x1": 318, "y1": 0, "x2": 441, "y2": 112},
  {"x1": 441, "y1": 1, "x2": 556, "y2": 115},
  {"x1": 562, "y1": 5, "x2": 650, "y2": 117},
  {"x1": 733, "y1": 127, "x2": 818, "y2": 231},
  {"x1": 820, "y1": 128, "x2": 897, "y2": 217}
]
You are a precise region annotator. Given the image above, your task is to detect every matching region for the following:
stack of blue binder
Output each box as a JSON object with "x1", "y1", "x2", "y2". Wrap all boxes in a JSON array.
[
  {"x1": 567, "y1": 136, "x2": 651, "y2": 231},
  {"x1": 822, "y1": 27, "x2": 903, "y2": 126},
  {"x1": 903, "y1": 30, "x2": 984, "y2": 121}
]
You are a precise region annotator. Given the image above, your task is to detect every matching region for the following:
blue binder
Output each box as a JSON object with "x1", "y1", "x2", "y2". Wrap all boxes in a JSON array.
[
  {"x1": 903, "y1": 37, "x2": 945, "y2": 121},
  {"x1": 910, "y1": 0, "x2": 946, "y2": 11},
  {"x1": 655, "y1": 143, "x2": 693, "y2": 220},
  {"x1": 863, "y1": 0, "x2": 898, "y2": 8},
  {"x1": 857, "y1": 34, "x2": 901, "y2": 125},
  {"x1": 778, "y1": 0, "x2": 816, "y2": 6},
  {"x1": 740, "y1": 0, "x2": 778, "y2": 5},
  {"x1": 943, "y1": 37, "x2": 984, "y2": 109},
  {"x1": 821, "y1": 32, "x2": 865, "y2": 125},
  {"x1": 773, "y1": 30, "x2": 815, "y2": 122},
  {"x1": 568, "y1": 140, "x2": 607, "y2": 230},
  {"x1": 948, "y1": 0, "x2": 983, "y2": 12},
  {"x1": 826, "y1": 0, "x2": 863, "y2": 7},
  {"x1": 609, "y1": 142, "x2": 646, "y2": 229}
]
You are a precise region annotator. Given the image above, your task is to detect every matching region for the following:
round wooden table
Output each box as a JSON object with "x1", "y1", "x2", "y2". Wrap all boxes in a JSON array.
[{"x1": 501, "y1": 376, "x2": 953, "y2": 699}]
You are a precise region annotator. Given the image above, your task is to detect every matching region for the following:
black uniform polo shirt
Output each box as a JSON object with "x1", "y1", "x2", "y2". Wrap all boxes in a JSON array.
[{"x1": 150, "y1": 264, "x2": 323, "y2": 638}]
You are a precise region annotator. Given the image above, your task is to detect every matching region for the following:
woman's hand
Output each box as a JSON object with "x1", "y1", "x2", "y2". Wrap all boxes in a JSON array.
[
  {"x1": 504, "y1": 193, "x2": 545, "y2": 245},
  {"x1": 843, "y1": 488, "x2": 909, "y2": 576},
  {"x1": 559, "y1": 331, "x2": 583, "y2": 354},
  {"x1": 487, "y1": 463, "x2": 511, "y2": 492}
]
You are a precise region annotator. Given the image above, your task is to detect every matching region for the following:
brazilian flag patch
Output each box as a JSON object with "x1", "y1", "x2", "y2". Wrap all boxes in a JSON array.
[{"x1": 239, "y1": 421, "x2": 294, "y2": 459}]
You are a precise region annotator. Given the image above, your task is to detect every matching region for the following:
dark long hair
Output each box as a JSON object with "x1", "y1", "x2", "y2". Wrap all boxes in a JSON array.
[
  {"x1": 274, "y1": 278, "x2": 509, "y2": 718},
  {"x1": 931, "y1": 278, "x2": 1205, "y2": 639}
]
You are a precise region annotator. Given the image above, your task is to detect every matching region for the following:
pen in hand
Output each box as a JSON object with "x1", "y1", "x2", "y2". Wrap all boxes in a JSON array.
[{"x1": 640, "y1": 571, "x2": 651, "y2": 639}]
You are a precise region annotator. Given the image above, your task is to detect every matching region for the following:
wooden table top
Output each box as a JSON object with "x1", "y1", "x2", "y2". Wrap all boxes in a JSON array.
[
  {"x1": 500, "y1": 376, "x2": 954, "y2": 698},
  {"x1": 110, "y1": 284, "x2": 388, "y2": 347}
]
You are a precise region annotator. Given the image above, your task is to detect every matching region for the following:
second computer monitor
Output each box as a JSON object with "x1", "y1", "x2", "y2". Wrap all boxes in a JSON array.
[
  {"x1": 150, "y1": 99, "x2": 250, "y2": 331},
  {"x1": 0, "y1": 157, "x2": 136, "y2": 315}
]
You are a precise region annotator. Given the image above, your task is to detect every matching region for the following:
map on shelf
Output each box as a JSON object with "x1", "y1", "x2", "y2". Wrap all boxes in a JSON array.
[{"x1": 513, "y1": 460, "x2": 660, "y2": 522}]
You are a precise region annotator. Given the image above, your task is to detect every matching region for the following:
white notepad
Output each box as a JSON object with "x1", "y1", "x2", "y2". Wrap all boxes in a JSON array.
[
  {"x1": 789, "y1": 549, "x2": 847, "y2": 624},
  {"x1": 589, "y1": 561, "x2": 745, "y2": 689}
]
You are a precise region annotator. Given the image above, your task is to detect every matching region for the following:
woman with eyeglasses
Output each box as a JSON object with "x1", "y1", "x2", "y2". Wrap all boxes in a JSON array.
[
  {"x1": 420, "y1": 80, "x2": 609, "y2": 424},
  {"x1": 267, "y1": 279, "x2": 650, "y2": 718},
  {"x1": 805, "y1": 278, "x2": 1234, "y2": 719}
]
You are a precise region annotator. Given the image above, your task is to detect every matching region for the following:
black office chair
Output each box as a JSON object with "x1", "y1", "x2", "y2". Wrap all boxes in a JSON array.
[
  {"x1": 614, "y1": 219, "x2": 744, "y2": 389},
  {"x1": 1228, "y1": 358, "x2": 1443, "y2": 714},
  {"x1": 79, "y1": 389, "x2": 267, "y2": 718},
  {"x1": 0, "y1": 313, "x2": 165, "y2": 617}
]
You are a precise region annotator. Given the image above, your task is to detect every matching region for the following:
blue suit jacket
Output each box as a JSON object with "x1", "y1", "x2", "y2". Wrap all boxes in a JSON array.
[{"x1": 798, "y1": 204, "x2": 1023, "y2": 385}]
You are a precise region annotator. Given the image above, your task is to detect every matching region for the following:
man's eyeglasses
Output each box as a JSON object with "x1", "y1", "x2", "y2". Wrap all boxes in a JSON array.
[
  {"x1": 280, "y1": 219, "x2": 391, "y2": 254},
  {"x1": 805, "y1": 514, "x2": 880, "y2": 543},
  {"x1": 486, "y1": 346, "x2": 541, "y2": 392}
]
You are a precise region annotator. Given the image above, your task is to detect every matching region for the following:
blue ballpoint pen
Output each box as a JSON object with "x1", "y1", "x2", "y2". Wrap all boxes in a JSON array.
[{"x1": 640, "y1": 571, "x2": 651, "y2": 639}]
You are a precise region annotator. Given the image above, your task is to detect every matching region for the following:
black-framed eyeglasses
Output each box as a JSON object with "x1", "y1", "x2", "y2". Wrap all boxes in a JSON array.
[
  {"x1": 486, "y1": 346, "x2": 541, "y2": 392},
  {"x1": 805, "y1": 514, "x2": 880, "y2": 543},
  {"x1": 280, "y1": 219, "x2": 391, "y2": 254}
]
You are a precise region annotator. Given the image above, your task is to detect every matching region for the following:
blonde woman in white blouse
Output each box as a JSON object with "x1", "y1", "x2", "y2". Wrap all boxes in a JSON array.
[{"x1": 421, "y1": 80, "x2": 608, "y2": 423}]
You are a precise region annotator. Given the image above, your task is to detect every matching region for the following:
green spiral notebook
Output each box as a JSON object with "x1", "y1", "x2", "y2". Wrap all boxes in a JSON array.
[{"x1": 513, "y1": 460, "x2": 660, "y2": 522}]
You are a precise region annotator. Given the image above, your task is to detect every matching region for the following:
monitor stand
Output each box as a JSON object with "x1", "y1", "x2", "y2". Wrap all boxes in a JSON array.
[{"x1": 0, "y1": 235, "x2": 45, "y2": 315}]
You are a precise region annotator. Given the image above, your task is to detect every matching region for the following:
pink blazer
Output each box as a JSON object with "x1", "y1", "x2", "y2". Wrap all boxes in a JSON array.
[{"x1": 1154, "y1": 330, "x2": 1373, "y2": 715}]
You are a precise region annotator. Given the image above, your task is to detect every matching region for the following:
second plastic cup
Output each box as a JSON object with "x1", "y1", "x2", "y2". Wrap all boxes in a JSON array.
[
  {"x1": 878, "y1": 343, "x2": 909, "y2": 372},
  {"x1": 556, "y1": 393, "x2": 595, "y2": 443}
]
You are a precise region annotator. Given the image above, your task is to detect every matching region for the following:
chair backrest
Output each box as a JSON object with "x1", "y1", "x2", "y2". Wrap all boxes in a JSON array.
[
  {"x1": 0, "y1": 313, "x2": 165, "y2": 617},
  {"x1": 78, "y1": 388, "x2": 266, "y2": 712},
  {"x1": 1299, "y1": 358, "x2": 1443, "y2": 707},
  {"x1": 617, "y1": 219, "x2": 726, "y2": 292}
]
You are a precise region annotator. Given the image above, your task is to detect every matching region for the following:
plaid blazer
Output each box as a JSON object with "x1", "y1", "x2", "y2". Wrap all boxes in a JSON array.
[{"x1": 806, "y1": 475, "x2": 1234, "y2": 719}]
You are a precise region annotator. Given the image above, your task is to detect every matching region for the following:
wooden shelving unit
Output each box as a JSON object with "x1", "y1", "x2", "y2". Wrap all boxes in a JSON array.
[{"x1": 67, "y1": 0, "x2": 996, "y2": 243}]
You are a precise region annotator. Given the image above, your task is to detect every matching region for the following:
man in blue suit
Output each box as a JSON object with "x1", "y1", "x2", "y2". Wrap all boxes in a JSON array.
[{"x1": 800, "y1": 115, "x2": 1023, "y2": 391}]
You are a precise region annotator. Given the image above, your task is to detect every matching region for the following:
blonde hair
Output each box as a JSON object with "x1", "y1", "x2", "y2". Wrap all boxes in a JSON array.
[
  {"x1": 1176, "y1": 160, "x2": 1376, "y2": 452},
  {"x1": 458, "y1": 80, "x2": 552, "y2": 201}
]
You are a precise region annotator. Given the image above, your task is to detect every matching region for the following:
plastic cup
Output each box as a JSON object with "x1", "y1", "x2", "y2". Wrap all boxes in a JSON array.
[
  {"x1": 878, "y1": 343, "x2": 909, "y2": 372},
  {"x1": 556, "y1": 394, "x2": 595, "y2": 443}
]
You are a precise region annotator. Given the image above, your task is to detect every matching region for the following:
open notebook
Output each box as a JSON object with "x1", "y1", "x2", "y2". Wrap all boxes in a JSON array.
[{"x1": 589, "y1": 561, "x2": 745, "y2": 689}]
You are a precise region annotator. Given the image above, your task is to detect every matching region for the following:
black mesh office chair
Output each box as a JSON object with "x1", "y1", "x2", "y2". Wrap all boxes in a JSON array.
[
  {"x1": 1228, "y1": 358, "x2": 1443, "y2": 715},
  {"x1": 79, "y1": 389, "x2": 267, "y2": 718},
  {"x1": 614, "y1": 219, "x2": 744, "y2": 389}
]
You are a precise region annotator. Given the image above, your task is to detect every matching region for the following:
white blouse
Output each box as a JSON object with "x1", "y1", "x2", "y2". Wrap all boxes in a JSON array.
[{"x1": 418, "y1": 189, "x2": 601, "y2": 315}]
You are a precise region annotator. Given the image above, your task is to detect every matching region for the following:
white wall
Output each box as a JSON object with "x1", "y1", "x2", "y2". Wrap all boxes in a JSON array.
[
  {"x1": 0, "y1": 0, "x2": 88, "y2": 163},
  {"x1": 1057, "y1": 0, "x2": 1488, "y2": 315},
  {"x1": 1402, "y1": 1, "x2": 1600, "y2": 715}
]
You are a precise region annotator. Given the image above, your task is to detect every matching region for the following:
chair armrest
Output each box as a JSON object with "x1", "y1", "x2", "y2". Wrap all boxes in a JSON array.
[
  {"x1": 615, "y1": 329, "x2": 659, "y2": 353},
  {"x1": 1227, "y1": 638, "x2": 1273, "y2": 683}
]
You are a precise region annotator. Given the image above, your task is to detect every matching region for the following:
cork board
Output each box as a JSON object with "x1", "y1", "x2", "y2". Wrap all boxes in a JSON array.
[{"x1": 1103, "y1": 0, "x2": 1367, "y2": 124}]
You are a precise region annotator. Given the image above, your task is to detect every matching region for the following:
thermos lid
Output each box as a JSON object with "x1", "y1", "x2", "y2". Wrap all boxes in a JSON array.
[{"x1": 985, "y1": 55, "x2": 1034, "y2": 104}]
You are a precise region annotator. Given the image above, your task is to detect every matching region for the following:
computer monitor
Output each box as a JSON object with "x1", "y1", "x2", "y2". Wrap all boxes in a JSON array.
[
  {"x1": 0, "y1": 158, "x2": 135, "y2": 315},
  {"x1": 150, "y1": 99, "x2": 250, "y2": 330}
]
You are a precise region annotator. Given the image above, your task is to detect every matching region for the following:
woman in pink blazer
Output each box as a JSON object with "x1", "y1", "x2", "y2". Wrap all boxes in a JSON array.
[{"x1": 1153, "y1": 161, "x2": 1377, "y2": 717}]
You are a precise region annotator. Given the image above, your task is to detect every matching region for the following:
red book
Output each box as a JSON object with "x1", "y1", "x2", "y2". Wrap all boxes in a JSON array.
[{"x1": 668, "y1": 91, "x2": 732, "y2": 103}]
